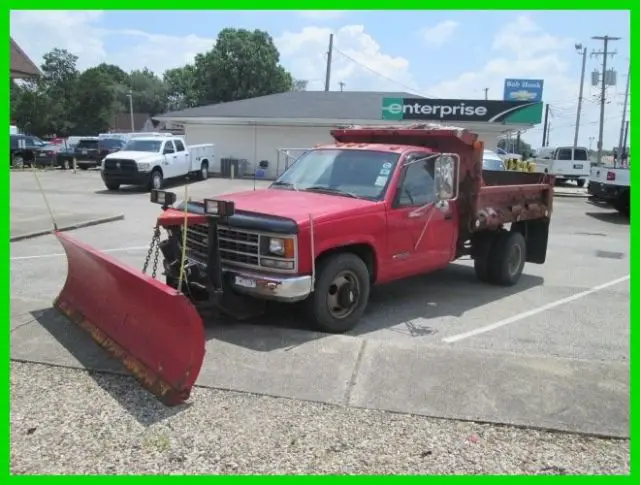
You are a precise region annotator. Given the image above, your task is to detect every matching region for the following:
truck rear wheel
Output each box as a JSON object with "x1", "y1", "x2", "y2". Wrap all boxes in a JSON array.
[
  {"x1": 614, "y1": 191, "x2": 630, "y2": 217},
  {"x1": 198, "y1": 161, "x2": 209, "y2": 180},
  {"x1": 487, "y1": 231, "x2": 527, "y2": 286},
  {"x1": 306, "y1": 253, "x2": 370, "y2": 333},
  {"x1": 576, "y1": 179, "x2": 586, "y2": 188},
  {"x1": 105, "y1": 182, "x2": 120, "y2": 191}
]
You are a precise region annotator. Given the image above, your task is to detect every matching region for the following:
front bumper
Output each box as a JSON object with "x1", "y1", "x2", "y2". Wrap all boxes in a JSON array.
[
  {"x1": 224, "y1": 268, "x2": 313, "y2": 303},
  {"x1": 101, "y1": 170, "x2": 151, "y2": 187}
]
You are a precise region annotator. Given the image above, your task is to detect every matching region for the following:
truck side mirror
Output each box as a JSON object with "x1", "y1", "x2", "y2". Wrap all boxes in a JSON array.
[{"x1": 434, "y1": 153, "x2": 459, "y2": 201}]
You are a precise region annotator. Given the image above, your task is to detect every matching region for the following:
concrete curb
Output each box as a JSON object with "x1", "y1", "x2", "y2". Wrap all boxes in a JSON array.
[
  {"x1": 10, "y1": 214, "x2": 125, "y2": 242},
  {"x1": 554, "y1": 192, "x2": 590, "y2": 199}
]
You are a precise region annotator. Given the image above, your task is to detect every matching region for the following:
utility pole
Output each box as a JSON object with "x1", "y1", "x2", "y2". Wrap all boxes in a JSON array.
[
  {"x1": 126, "y1": 91, "x2": 134, "y2": 132},
  {"x1": 573, "y1": 44, "x2": 587, "y2": 149},
  {"x1": 324, "y1": 34, "x2": 334, "y2": 92},
  {"x1": 616, "y1": 60, "x2": 630, "y2": 167},
  {"x1": 589, "y1": 136, "x2": 595, "y2": 152},
  {"x1": 622, "y1": 121, "x2": 629, "y2": 160},
  {"x1": 339, "y1": 81, "x2": 345, "y2": 92},
  {"x1": 591, "y1": 35, "x2": 620, "y2": 164},
  {"x1": 542, "y1": 104, "x2": 550, "y2": 146},
  {"x1": 483, "y1": 88, "x2": 489, "y2": 100}
]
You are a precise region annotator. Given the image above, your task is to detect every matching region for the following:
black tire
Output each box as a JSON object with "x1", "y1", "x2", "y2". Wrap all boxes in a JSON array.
[
  {"x1": 305, "y1": 253, "x2": 371, "y2": 333},
  {"x1": 11, "y1": 156, "x2": 24, "y2": 169},
  {"x1": 487, "y1": 231, "x2": 527, "y2": 286},
  {"x1": 148, "y1": 169, "x2": 163, "y2": 191},
  {"x1": 199, "y1": 161, "x2": 209, "y2": 180},
  {"x1": 614, "y1": 191, "x2": 630, "y2": 217},
  {"x1": 576, "y1": 179, "x2": 586, "y2": 188},
  {"x1": 472, "y1": 231, "x2": 498, "y2": 282},
  {"x1": 105, "y1": 182, "x2": 120, "y2": 191}
]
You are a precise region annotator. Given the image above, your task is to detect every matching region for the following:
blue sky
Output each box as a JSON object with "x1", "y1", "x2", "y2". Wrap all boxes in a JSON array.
[{"x1": 11, "y1": 10, "x2": 630, "y2": 148}]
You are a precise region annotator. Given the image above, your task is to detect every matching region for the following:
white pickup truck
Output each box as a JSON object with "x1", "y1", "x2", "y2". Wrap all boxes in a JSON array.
[
  {"x1": 100, "y1": 135, "x2": 215, "y2": 191},
  {"x1": 532, "y1": 146, "x2": 591, "y2": 187},
  {"x1": 587, "y1": 164, "x2": 630, "y2": 217}
]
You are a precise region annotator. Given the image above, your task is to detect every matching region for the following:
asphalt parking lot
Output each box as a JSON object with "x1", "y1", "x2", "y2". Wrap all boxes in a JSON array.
[{"x1": 10, "y1": 170, "x2": 630, "y2": 439}]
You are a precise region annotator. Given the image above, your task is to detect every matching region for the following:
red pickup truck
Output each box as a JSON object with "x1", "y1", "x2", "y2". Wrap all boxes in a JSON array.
[{"x1": 152, "y1": 124, "x2": 554, "y2": 333}]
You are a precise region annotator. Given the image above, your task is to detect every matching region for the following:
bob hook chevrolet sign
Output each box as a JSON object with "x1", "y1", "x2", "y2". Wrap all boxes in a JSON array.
[{"x1": 381, "y1": 97, "x2": 543, "y2": 124}]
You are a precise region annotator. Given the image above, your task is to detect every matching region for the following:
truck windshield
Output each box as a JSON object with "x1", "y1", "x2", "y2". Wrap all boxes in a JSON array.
[
  {"x1": 272, "y1": 149, "x2": 400, "y2": 200},
  {"x1": 124, "y1": 140, "x2": 162, "y2": 152}
]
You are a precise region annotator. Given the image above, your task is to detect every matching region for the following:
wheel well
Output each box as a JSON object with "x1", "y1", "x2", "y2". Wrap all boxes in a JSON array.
[
  {"x1": 316, "y1": 243, "x2": 377, "y2": 283},
  {"x1": 200, "y1": 158, "x2": 209, "y2": 167},
  {"x1": 151, "y1": 166, "x2": 163, "y2": 176}
]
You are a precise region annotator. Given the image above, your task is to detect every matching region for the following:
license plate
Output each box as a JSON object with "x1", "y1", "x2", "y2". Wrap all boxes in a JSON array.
[
  {"x1": 234, "y1": 276, "x2": 256, "y2": 289},
  {"x1": 573, "y1": 164, "x2": 583, "y2": 169}
]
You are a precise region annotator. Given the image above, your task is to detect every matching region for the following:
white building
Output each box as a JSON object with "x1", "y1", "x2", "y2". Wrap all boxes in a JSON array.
[{"x1": 154, "y1": 91, "x2": 536, "y2": 179}]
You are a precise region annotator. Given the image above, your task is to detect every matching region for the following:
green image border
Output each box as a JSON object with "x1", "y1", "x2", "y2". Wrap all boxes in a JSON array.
[{"x1": 5, "y1": 3, "x2": 635, "y2": 479}]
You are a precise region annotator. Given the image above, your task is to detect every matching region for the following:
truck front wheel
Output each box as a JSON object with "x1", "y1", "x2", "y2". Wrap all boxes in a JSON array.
[
  {"x1": 487, "y1": 231, "x2": 527, "y2": 286},
  {"x1": 306, "y1": 253, "x2": 370, "y2": 333}
]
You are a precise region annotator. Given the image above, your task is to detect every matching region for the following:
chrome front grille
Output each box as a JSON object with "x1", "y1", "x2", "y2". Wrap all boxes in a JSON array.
[
  {"x1": 184, "y1": 224, "x2": 209, "y2": 264},
  {"x1": 183, "y1": 223, "x2": 297, "y2": 273}
]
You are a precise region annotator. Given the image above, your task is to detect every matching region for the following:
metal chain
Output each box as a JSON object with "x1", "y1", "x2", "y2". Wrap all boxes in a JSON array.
[{"x1": 142, "y1": 224, "x2": 162, "y2": 277}]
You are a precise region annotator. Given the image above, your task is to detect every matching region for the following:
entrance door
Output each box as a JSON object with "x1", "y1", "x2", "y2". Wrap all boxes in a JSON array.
[{"x1": 386, "y1": 152, "x2": 457, "y2": 279}]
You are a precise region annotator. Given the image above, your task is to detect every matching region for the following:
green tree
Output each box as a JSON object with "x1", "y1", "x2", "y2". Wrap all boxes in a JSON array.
[
  {"x1": 193, "y1": 28, "x2": 293, "y2": 105},
  {"x1": 163, "y1": 65, "x2": 198, "y2": 111},
  {"x1": 40, "y1": 48, "x2": 79, "y2": 135},
  {"x1": 11, "y1": 80, "x2": 58, "y2": 136},
  {"x1": 129, "y1": 68, "x2": 168, "y2": 116},
  {"x1": 71, "y1": 67, "x2": 117, "y2": 135}
]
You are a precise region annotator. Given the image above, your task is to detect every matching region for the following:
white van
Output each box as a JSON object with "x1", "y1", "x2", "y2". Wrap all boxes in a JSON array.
[{"x1": 533, "y1": 146, "x2": 591, "y2": 187}]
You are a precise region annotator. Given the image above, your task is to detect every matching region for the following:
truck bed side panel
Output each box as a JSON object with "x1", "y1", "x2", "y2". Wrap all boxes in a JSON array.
[{"x1": 474, "y1": 171, "x2": 553, "y2": 230}]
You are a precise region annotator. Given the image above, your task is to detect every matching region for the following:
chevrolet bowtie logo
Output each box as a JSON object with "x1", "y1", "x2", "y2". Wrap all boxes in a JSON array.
[{"x1": 116, "y1": 162, "x2": 121, "y2": 168}]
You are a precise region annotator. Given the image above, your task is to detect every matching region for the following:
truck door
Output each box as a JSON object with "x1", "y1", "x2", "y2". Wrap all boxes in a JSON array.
[
  {"x1": 386, "y1": 152, "x2": 457, "y2": 278},
  {"x1": 161, "y1": 140, "x2": 178, "y2": 178},
  {"x1": 173, "y1": 138, "x2": 190, "y2": 174}
]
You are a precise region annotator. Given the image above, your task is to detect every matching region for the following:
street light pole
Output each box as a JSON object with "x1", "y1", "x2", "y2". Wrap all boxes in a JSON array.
[{"x1": 126, "y1": 91, "x2": 134, "y2": 132}]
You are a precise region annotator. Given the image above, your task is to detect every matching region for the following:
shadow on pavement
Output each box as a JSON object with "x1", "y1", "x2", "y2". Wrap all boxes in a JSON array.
[
  {"x1": 27, "y1": 307, "x2": 190, "y2": 426},
  {"x1": 94, "y1": 176, "x2": 206, "y2": 196},
  {"x1": 207, "y1": 263, "x2": 544, "y2": 351},
  {"x1": 585, "y1": 211, "x2": 629, "y2": 226}
]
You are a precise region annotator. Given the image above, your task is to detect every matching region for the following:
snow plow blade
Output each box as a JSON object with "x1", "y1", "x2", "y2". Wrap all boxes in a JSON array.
[{"x1": 53, "y1": 231, "x2": 206, "y2": 406}]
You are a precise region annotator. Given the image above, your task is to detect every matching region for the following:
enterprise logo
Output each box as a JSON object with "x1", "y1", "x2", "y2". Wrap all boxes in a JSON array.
[{"x1": 384, "y1": 101, "x2": 488, "y2": 119}]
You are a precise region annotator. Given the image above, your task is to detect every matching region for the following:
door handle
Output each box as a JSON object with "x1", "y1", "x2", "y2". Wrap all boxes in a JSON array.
[{"x1": 444, "y1": 213, "x2": 453, "y2": 220}]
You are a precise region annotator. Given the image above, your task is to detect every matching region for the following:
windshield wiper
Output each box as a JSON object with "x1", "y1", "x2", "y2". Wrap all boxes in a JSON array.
[
  {"x1": 303, "y1": 186, "x2": 361, "y2": 199},
  {"x1": 271, "y1": 181, "x2": 298, "y2": 191}
]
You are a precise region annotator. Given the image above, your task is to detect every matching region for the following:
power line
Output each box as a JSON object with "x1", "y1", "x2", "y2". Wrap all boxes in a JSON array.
[{"x1": 333, "y1": 47, "x2": 434, "y2": 98}]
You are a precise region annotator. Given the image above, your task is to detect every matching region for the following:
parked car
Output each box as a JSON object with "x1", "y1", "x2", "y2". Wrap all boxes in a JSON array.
[
  {"x1": 98, "y1": 137, "x2": 126, "y2": 158},
  {"x1": 73, "y1": 137, "x2": 101, "y2": 169},
  {"x1": 482, "y1": 149, "x2": 506, "y2": 171},
  {"x1": 52, "y1": 144, "x2": 76, "y2": 169},
  {"x1": 10, "y1": 134, "x2": 47, "y2": 168}
]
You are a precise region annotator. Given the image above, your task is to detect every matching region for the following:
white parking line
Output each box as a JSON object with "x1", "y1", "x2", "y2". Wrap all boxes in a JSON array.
[
  {"x1": 442, "y1": 275, "x2": 630, "y2": 343},
  {"x1": 10, "y1": 245, "x2": 148, "y2": 261}
]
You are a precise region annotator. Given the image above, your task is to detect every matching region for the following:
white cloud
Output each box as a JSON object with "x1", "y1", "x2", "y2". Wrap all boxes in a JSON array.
[
  {"x1": 276, "y1": 25, "x2": 419, "y2": 93},
  {"x1": 296, "y1": 11, "x2": 349, "y2": 20},
  {"x1": 420, "y1": 15, "x2": 620, "y2": 147},
  {"x1": 10, "y1": 10, "x2": 215, "y2": 76},
  {"x1": 422, "y1": 20, "x2": 459, "y2": 47},
  {"x1": 10, "y1": 10, "x2": 108, "y2": 70}
]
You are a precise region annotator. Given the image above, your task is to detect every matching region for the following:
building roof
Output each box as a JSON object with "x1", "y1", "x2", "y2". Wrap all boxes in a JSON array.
[
  {"x1": 10, "y1": 38, "x2": 41, "y2": 78},
  {"x1": 155, "y1": 91, "x2": 425, "y2": 121}
]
